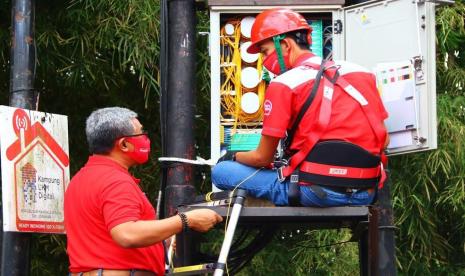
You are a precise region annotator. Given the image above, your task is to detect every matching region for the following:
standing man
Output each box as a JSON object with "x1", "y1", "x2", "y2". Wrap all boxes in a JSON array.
[
  {"x1": 212, "y1": 8, "x2": 389, "y2": 207},
  {"x1": 65, "y1": 107, "x2": 222, "y2": 276}
]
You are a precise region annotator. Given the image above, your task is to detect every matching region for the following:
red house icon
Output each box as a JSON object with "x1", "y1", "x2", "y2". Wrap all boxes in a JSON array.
[{"x1": 6, "y1": 108, "x2": 69, "y2": 166}]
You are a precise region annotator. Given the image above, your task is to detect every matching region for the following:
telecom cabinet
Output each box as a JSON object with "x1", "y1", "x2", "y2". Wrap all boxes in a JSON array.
[{"x1": 208, "y1": 0, "x2": 438, "y2": 163}]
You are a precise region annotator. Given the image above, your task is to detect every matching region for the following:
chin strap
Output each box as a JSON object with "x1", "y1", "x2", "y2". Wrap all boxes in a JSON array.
[
  {"x1": 272, "y1": 34, "x2": 287, "y2": 74},
  {"x1": 262, "y1": 68, "x2": 272, "y2": 83}
]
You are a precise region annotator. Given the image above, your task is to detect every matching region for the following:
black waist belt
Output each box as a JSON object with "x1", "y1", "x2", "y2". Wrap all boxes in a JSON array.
[
  {"x1": 285, "y1": 141, "x2": 382, "y2": 206},
  {"x1": 299, "y1": 141, "x2": 381, "y2": 190}
]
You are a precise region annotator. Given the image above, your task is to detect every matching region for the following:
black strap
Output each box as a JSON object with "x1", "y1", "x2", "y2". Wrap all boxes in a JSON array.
[
  {"x1": 284, "y1": 60, "x2": 326, "y2": 150},
  {"x1": 287, "y1": 170, "x2": 301, "y2": 206}
]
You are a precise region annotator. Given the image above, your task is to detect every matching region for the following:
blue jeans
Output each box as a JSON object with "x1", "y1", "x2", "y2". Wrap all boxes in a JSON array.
[{"x1": 211, "y1": 161, "x2": 375, "y2": 207}]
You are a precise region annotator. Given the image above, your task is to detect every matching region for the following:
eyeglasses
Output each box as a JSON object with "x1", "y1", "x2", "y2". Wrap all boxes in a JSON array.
[{"x1": 118, "y1": 131, "x2": 149, "y2": 139}]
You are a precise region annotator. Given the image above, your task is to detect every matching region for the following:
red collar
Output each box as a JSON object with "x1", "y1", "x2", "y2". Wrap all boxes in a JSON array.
[
  {"x1": 86, "y1": 155, "x2": 141, "y2": 184},
  {"x1": 292, "y1": 52, "x2": 316, "y2": 68}
]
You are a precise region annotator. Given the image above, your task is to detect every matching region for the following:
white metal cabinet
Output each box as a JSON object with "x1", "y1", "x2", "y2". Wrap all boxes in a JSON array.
[
  {"x1": 334, "y1": 0, "x2": 437, "y2": 154},
  {"x1": 208, "y1": 0, "x2": 438, "y2": 163}
]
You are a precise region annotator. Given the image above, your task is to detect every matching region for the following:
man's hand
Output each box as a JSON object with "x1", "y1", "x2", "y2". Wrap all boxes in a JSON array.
[
  {"x1": 184, "y1": 209, "x2": 223, "y2": 232},
  {"x1": 217, "y1": 151, "x2": 236, "y2": 163},
  {"x1": 110, "y1": 209, "x2": 222, "y2": 248}
]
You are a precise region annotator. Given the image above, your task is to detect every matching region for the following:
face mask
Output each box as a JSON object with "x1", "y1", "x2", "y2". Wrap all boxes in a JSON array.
[
  {"x1": 125, "y1": 134, "x2": 151, "y2": 164},
  {"x1": 262, "y1": 50, "x2": 291, "y2": 76}
]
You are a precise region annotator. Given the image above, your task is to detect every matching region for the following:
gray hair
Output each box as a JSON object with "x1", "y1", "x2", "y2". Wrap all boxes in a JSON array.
[{"x1": 85, "y1": 107, "x2": 138, "y2": 154}]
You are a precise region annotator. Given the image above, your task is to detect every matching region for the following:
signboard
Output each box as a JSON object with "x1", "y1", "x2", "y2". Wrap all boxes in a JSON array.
[{"x1": 0, "y1": 106, "x2": 69, "y2": 233}]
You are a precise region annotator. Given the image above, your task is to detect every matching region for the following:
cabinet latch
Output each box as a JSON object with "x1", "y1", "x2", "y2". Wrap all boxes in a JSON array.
[
  {"x1": 412, "y1": 55, "x2": 424, "y2": 81},
  {"x1": 334, "y1": 20, "x2": 343, "y2": 34}
]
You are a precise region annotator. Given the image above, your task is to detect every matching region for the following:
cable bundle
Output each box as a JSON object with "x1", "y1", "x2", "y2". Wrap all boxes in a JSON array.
[
  {"x1": 220, "y1": 18, "x2": 266, "y2": 130},
  {"x1": 197, "y1": 226, "x2": 276, "y2": 275},
  {"x1": 323, "y1": 23, "x2": 333, "y2": 60}
]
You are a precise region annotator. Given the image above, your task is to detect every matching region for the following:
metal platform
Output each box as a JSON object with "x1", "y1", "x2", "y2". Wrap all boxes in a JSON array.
[
  {"x1": 179, "y1": 205, "x2": 370, "y2": 230},
  {"x1": 174, "y1": 190, "x2": 379, "y2": 276}
]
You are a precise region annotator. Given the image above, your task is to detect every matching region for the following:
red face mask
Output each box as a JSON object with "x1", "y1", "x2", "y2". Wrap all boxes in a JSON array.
[
  {"x1": 125, "y1": 134, "x2": 151, "y2": 164},
  {"x1": 262, "y1": 50, "x2": 291, "y2": 75}
]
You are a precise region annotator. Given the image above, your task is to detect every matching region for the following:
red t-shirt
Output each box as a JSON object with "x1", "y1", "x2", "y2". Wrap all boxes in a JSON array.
[
  {"x1": 262, "y1": 53, "x2": 388, "y2": 155},
  {"x1": 65, "y1": 155, "x2": 165, "y2": 275}
]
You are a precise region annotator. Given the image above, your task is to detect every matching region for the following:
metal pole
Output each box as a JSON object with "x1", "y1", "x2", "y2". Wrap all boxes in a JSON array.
[
  {"x1": 164, "y1": 0, "x2": 197, "y2": 267},
  {"x1": 9, "y1": 0, "x2": 38, "y2": 109},
  {"x1": 376, "y1": 170, "x2": 397, "y2": 275},
  {"x1": 158, "y1": 0, "x2": 169, "y2": 221},
  {"x1": 2, "y1": 0, "x2": 37, "y2": 274}
]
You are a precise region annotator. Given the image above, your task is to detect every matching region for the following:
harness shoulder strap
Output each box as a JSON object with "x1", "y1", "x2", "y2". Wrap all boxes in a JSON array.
[
  {"x1": 284, "y1": 59, "x2": 326, "y2": 150},
  {"x1": 281, "y1": 63, "x2": 339, "y2": 179},
  {"x1": 281, "y1": 64, "x2": 387, "y2": 180}
]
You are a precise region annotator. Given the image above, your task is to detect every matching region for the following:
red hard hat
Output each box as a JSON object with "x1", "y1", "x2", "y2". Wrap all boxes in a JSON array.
[{"x1": 247, "y1": 8, "x2": 312, "y2": 54}]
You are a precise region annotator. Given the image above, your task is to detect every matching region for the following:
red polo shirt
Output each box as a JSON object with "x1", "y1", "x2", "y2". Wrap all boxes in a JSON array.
[
  {"x1": 262, "y1": 53, "x2": 388, "y2": 155},
  {"x1": 65, "y1": 155, "x2": 165, "y2": 275}
]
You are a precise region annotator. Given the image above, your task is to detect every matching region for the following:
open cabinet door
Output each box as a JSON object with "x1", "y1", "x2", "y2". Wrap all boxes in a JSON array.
[{"x1": 334, "y1": 0, "x2": 437, "y2": 155}]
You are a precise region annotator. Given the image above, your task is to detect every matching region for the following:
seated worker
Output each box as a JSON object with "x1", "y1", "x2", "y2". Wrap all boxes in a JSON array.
[
  {"x1": 65, "y1": 107, "x2": 222, "y2": 276},
  {"x1": 212, "y1": 8, "x2": 389, "y2": 207}
]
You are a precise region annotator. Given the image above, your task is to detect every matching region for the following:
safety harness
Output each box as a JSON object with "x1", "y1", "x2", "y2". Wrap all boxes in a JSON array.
[{"x1": 276, "y1": 59, "x2": 388, "y2": 206}]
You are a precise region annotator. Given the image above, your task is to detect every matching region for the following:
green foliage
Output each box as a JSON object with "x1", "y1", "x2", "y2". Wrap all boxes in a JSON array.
[
  {"x1": 35, "y1": 0, "x2": 161, "y2": 102},
  {"x1": 30, "y1": 235, "x2": 68, "y2": 276},
  {"x1": 201, "y1": 228, "x2": 359, "y2": 276},
  {"x1": 285, "y1": 229, "x2": 358, "y2": 276}
]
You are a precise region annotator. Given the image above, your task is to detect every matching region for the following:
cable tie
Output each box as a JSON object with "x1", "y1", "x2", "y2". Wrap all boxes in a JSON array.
[{"x1": 158, "y1": 156, "x2": 216, "y2": 166}]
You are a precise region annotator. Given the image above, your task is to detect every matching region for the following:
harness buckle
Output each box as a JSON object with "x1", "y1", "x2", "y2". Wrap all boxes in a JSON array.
[
  {"x1": 273, "y1": 158, "x2": 288, "y2": 169},
  {"x1": 290, "y1": 173, "x2": 299, "y2": 184},
  {"x1": 277, "y1": 167, "x2": 286, "y2": 182}
]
